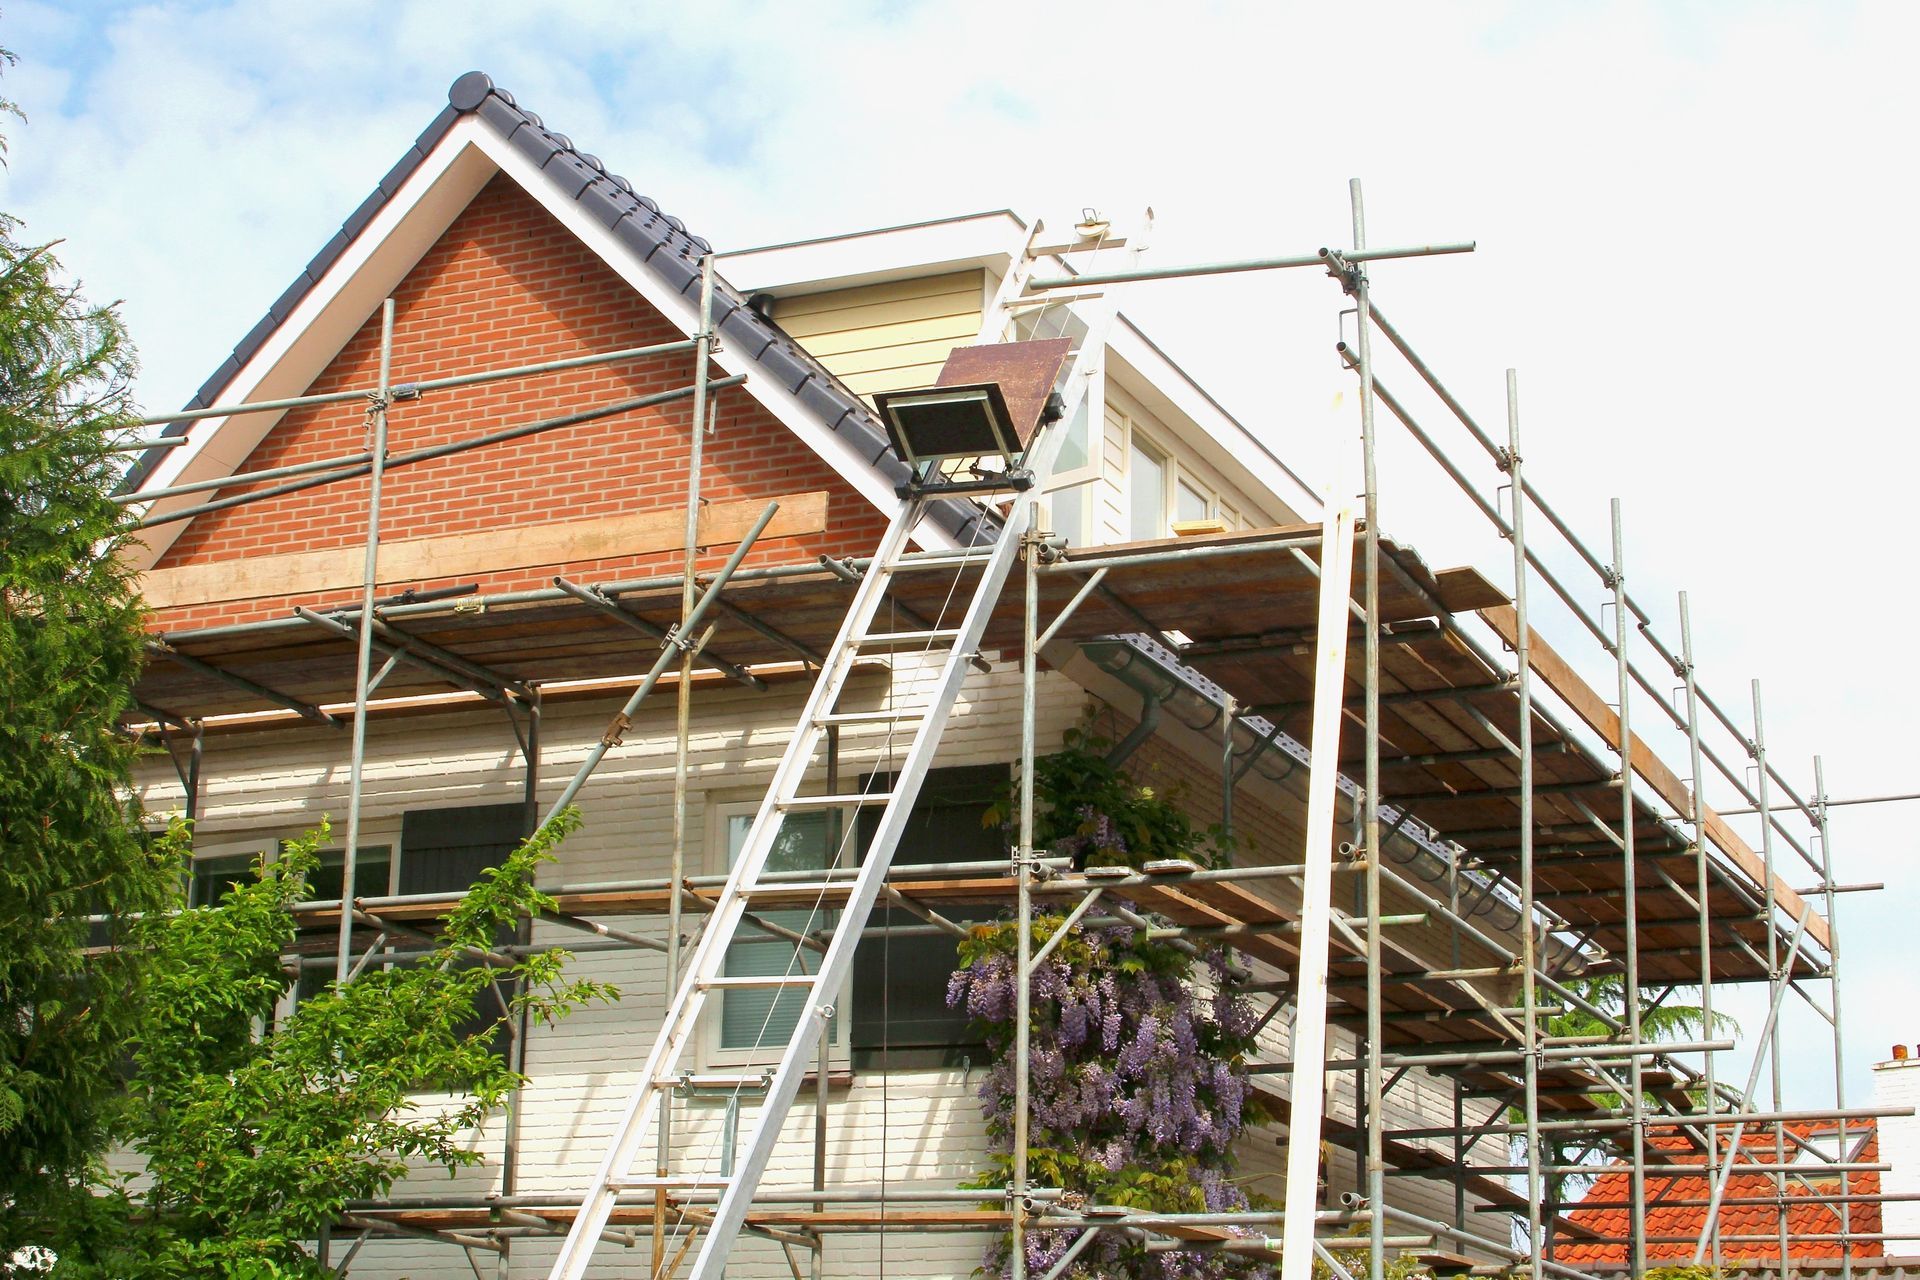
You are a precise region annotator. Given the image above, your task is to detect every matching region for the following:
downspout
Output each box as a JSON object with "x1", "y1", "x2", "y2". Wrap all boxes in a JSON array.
[{"x1": 1105, "y1": 692, "x2": 1165, "y2": 767}]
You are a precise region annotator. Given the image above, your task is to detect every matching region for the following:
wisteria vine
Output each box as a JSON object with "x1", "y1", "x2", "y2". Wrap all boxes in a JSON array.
[{"x1": 949, "y1": 734, "x2": 1274, "y2": 1279}]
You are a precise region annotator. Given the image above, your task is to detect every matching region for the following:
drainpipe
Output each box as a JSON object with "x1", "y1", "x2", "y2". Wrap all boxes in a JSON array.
[{"x1": 1105, "y1": 692, "x2": 1165, "y2": 767}]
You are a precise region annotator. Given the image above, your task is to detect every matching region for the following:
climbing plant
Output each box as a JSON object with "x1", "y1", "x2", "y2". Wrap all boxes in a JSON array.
[{"x1": 950, "y1": 731, "x2": 1270, "y2": 1279}]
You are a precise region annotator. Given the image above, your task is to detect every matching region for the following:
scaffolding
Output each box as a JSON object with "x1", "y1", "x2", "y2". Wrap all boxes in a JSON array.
[{"x1": 119, "y1": 182, "x2": 1905, "y2": 1280}]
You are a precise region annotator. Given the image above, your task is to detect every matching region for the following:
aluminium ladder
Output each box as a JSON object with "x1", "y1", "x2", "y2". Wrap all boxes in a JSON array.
[{"x1": 545, "y1": 215, "x2": 1146, "y2": 1280}]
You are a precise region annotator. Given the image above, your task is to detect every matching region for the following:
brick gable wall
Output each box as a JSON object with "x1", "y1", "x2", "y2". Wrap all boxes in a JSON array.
[{"x1": 146, "y1": 175, "x2": 886, "y2": 632}]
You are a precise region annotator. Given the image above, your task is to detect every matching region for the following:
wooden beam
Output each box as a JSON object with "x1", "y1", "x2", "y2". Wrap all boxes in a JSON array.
[
  {"x1": 138, "y1": 490, "x2": 827, "y2": 609},
  {"x1": 1478, "y1": 604, "x2": 1827, "y2": 949}
]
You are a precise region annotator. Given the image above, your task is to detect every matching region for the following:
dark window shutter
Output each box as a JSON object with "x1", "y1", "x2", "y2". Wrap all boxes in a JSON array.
[
  {"x1": 852, "y1": 764, "x2": 1007, "y2": 1052},
  {"x1": 398, "y1": 803, "x2": 532, "y2": 1060},
  {"x1": 399, "y1": 803, "x2": 530, "y2": 894}
]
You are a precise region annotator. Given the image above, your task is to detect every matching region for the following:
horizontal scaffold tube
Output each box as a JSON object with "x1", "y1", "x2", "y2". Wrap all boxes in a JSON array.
[
  {"x1": 1025, "y1": 241, "x2": 1475, "y2": 290},
  {"x1": 134, "y1": 337, "x2": 700, "y2": 427},
  {"x1": 135, "y1": 376, "x2": 745, "y2": 530}
]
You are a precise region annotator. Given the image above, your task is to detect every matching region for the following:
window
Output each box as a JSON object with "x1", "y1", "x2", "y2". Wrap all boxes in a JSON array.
[
  {"x1": 394, "y1": 804, "x2": 528, "y2": 1057},
  {"x1": 1176, "y1": 476, "x2": 1210, "y2": 526},
  {"x1": 281, "y1": 804, "x2": 526, "y2": 1056},
  {"x1": 1043, "y1": 397, "x2": 1096, "y2": 547},
  {"x1": 288, "y1": 840, "x2": 398, "y2": 1010},
  {"x1": 187, "y1": 850, "x2": 259, "y2": 908},
  {"x1": 1129, "y1": 435, "x2": 1168, "y2": 541},
  {"x1": 852, "y1": 764, "x2": 1008, "y2": 1057},
  {"x1": 715, "y1": 806, "x2": 843, "y2": 1056}
]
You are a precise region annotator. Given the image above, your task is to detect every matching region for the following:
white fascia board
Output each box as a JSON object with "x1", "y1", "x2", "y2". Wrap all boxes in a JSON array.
[
  {"x1": 718, "y1": 211, "x2": 1026, "y2": 298},
  {"x1": 127, "y1": 124, "x2": 501, "y2": 569},
  {"x1": 1106, "y1": 318, "x2": 1323, "y2": 522},
  {"x1": 468, "y1": 126, "x2": 961, "y2": 551}
]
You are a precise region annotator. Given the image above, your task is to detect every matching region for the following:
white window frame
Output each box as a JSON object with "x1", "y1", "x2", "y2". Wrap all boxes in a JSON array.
[
  {"x1": 1040, "y1": 397, "x2": 1100, "y2": 547},
  {"x1": 1123, "y1": 417, "x2": 1241, "y2": 541},
  {"x1": 185, "y1": 822, "x2": 401, "y2": 1021},
  {"x1": 185, "y1": 823, "x2": 403, "y2": 904},
  {"x1": 701, "y1": 797, "x2": 852, "y2": 1069},
  {"x1": 1126, "y1": 425, "x2": 1174, "y2": 541}
]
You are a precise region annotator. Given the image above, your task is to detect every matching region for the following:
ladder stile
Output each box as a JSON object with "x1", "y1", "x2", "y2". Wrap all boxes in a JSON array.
[{"x1": 545, "y1": 210, "x2": 1149, "y2": 1280}]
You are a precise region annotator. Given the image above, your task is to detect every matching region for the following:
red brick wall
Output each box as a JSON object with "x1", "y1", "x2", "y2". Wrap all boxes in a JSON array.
[{"x1": 148, "y1": 175, "x2": 885, "y2": 632}]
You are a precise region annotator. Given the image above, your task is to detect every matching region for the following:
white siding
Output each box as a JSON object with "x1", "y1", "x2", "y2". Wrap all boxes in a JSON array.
[
  {"x1": 774, "y1": 272, "x2": 985, "y2": 401},
  {"x1": 131, "y1": 652, "x2": 1511, "y2": 1274}
]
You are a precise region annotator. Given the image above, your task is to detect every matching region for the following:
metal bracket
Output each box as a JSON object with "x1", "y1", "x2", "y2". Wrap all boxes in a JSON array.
[{"x1": 601, "y1": 712, "x2": 631, "y2": 747}]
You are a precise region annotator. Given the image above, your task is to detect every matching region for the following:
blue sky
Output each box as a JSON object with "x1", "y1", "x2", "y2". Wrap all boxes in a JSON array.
[{"x1": 3, "y1": 0, "x2": 1916, "y2": 1117}]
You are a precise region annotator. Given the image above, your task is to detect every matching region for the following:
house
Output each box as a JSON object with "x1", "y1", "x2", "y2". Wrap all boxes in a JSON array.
[
  {"x1": 1553, "y1": 1121, "x2": 1883, "y2": 1271},
  {"x1": 120, "y1": 72, "x2": 1846, "y2": 1279}
]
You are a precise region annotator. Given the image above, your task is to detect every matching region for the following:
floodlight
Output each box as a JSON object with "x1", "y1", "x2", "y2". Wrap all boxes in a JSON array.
[{"x1": 873, "y1": 382, "x2": 1023, "y2": 471}]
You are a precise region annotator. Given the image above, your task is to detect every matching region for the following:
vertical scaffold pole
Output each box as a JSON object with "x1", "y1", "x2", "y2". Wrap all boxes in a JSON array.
[
  {"x1": 656, "y1": 254, "x2": 717, "y2": 1276},
  {"x1": 1751, "y1": 681, "x2": 1792, "y2": 1267},
  {"x1": 1504, "y1": 371, "x2": 1543, "y2": 1277},
  {"x1": 1815, "y1": 755, "x2": 1854, "y2": 1280},
  {"x1": 335, "y1": 297, "x2": 396, "y2": 985},
  {"x1": 1012, "y1": 510, "x2": 1042, "y2": 1280},
  {"x1": 1348, "y1": 177, "x2": 1387, "y2": 1280},
  {"x1": 1608, "y1": 500, "x2": 1647, "y2": 1275},
  {"x1": 1678, "y1": 592, "x2": 1722, "y2": 1270}
]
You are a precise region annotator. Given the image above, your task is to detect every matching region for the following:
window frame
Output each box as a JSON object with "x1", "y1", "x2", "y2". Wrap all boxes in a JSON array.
[
  {"x1": 1040, "y1": 386, "x2": 1101, "y2": 548},
  {"x1": 185, "y1": 822, "x2": 403, "y2": 1020},
  {"x1": 849, "y1": 763, "x2": 1008, "y2": 1059},
  {"x1": 1126, "y1": 426, "x2": 1174, "y2": 541},
  {"x1": 701, "y1": 796, "x2": 852, "y2": 1069},
  {"x1": 1123, "y1": 418, "x2": 1238, "y2": 540}
]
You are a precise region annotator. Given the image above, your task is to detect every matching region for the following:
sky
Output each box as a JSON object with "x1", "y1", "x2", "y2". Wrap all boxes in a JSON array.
[{"x1": 2, "y1": 0, "x2": 1915, "y2": 1115}]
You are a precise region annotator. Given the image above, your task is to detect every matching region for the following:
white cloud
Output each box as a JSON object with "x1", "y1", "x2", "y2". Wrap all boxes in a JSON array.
[{"x1": 5, "y1": 0, "x2": 1915, "y2": 1110}]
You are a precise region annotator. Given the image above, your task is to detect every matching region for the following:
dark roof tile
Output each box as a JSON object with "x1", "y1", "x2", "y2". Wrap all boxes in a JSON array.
[
  {"x1": 340, "y1": 190, "x2": 386, "y2": 242},
  {"x1": 233, "y1": 313, "x2": 279, "y2": 370},
  {"x1": 576, "y1": 179, "x2": 629, "y2": 228},
  {"x1": 268, "y1": 272, "x2": 316, "y2": 323},
  {"x1": 797, "y1": 374, "x2": 849, "y2": 425},
  {"x1": 754, "y1": 344, "x2": 811, "y2": 395},
  {"x1": 447, "y1": 70, "x2": 493, "y2": 111},
  {"x1": 305, "y1": 228, "x2": 352, "y2": 280},
  {"x1": 378, "y1": 145, "x2": 427, "y2": 198},
  {"x1": 543, "y1": 149, "x2": 599, "y2": 198},
  {"x1": 720, "y1": 309, "x2": 776, "y2": 360},
  {"x1": 475, "y1": 94, "x2": 523, "y2": 139},
  {"x1": 413, "y1": 104, "x2": 460, "y2": 151},
  {"x1": 508, "y1": 121, "x2": 561, "y2": 168},
  {"x1": 646, "y1": 249, "x2": 699, "y2": 295}
]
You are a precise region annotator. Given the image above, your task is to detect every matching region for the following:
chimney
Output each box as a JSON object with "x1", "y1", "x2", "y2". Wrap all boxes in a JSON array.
[{"x1": 1875, "y1": 1050, "x2": 1920, "y2": 1256}]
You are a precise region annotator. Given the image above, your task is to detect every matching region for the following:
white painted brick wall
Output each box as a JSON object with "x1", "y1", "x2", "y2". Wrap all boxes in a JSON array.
[
  {"x1": 1875, "y1": 1054, "x2": 1920, "y2": 1252},
  {"x1": 128, "y1": 657, "x2": 1504, "y2": 1276}
]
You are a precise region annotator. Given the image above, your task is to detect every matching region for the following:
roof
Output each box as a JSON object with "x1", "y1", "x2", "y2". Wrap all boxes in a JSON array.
[
  {"x1": 124, "y1": 72, "x2": 992, "y2": 546},
  {"x1": 1554, "y1": 1121, "x2": 1882, "y2": 1264}
]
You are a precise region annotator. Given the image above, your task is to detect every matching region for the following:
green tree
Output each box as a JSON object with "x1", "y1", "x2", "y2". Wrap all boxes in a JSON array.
[
  {"x1": 1513, "y1": 976, "x2": 1736, "y2": 1253},
  {"x1": 28, "y1": 812, "x2": 614, "y2": 1279},
  {"x1": 0, "y1": 147, "x2": 181, "y2": 1254}
]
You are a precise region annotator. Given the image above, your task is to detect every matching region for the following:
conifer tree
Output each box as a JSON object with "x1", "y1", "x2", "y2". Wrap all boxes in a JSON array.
[{"x1": 0, "y1": 202, "x2": 179, "y2": 1250}]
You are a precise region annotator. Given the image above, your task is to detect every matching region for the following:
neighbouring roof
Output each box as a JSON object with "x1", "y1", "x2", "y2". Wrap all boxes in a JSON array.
[
  {"x1": 124, "y1": 72, "x2": 992, "y2": 545},
  {"x1": 1554, "y1": 1121, "x2": 1882, "y2": 1264}
]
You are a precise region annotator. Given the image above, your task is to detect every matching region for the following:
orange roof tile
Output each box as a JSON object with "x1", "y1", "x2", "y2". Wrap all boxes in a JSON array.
[{"x1": 1552, "y1": 1121, "x2": 1880, "y2": 1264}]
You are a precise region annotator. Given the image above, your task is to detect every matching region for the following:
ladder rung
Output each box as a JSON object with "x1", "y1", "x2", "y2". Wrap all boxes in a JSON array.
[
  {"x1": 778, "y1": 792, "x2": 893, "y2": 810},
  {"x1": 1027, "y1": 236, "x2": 1128, "y2": 257},
  {"x1": 888, "y1": 547, "x2": 997, "y2": 567},
  {"x1": 606, "y1": 1174, "x2": 735, "y2": 1191},
  {"x1": 740, "y1": 879, "x2": 846, "y2": 898},
  {"x1": 653, "y1": 1072, "x2": 773, "y2": 1091},
  {"x1": 854, "y1": 628, "x2": 961, "y2": 647},
  {"x1": 696, "y1": 975, "x2": 819, "y2": 990},
  {"x1": 813, "y1": 709, "x2": 928, "y2": 726}
]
